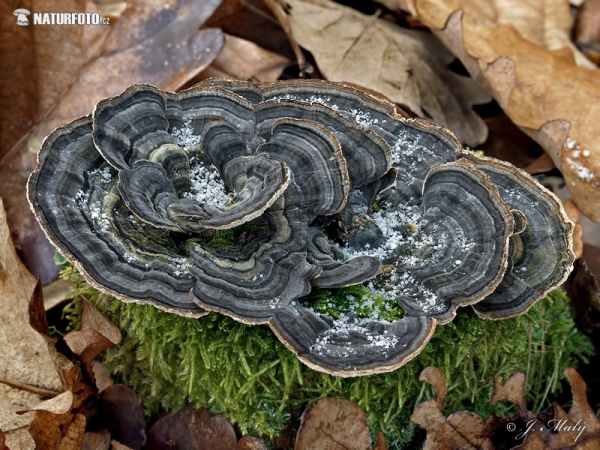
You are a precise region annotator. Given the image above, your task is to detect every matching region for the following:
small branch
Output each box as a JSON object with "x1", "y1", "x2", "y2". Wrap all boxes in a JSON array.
[{"x1": 0, "y1": 377, "x2": 61, "y2": 398}]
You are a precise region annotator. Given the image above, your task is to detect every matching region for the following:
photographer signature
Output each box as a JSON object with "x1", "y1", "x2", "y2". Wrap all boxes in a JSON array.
[{"x1": 506, "y1": 419, "x2": 587, "y2": 442}]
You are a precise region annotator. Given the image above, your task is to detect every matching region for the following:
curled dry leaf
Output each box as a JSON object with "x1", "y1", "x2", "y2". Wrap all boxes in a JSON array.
[
  {"x1": 285, "y1": 0, "x2": 490, "y2": 147},
  {"x1": 27, "y1": 391, "x2": 86, "y2": 450},
  {"x1": 412, "y1": 366, "x2": 600, "y2": 449},
  {"x1": 0, "y1": 197, "x2": 62, "y2": 449},
  {"x1": 295, "y1": 398, "x2": 376, "y2": 450},
  {"x1": 413, "y1": 0, "x2": 600, "y2": 220},
  {"x1": 63, "y1": 299, "x2": 122, "y2": 378},
  {"x1": 146, "y1": 407, "x2": 237, "y2": 450}
]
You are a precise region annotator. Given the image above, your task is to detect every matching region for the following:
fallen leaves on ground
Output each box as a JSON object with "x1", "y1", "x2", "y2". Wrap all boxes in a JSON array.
[
  {"x1": 146, "y1": 407, "x2": 238, "y2": 450},
  {"x1": 295, "y1": 397, "x2": 387, "y2": 450},
  {"x1": 574, "y1": 0, "x2": 600, "y2": 65},
  {"x1": 284, "y1": 0, "x2": 490, "y2": 147},
  {"x1": 0, "y1": 196, "x2": 62, "y2": 449},
  {"x1": 25, "y1": 288, "x2": 122, "y2": 449},
  {"x1": 411, "y1": 366, "x2": 600, "y2": 449},
  {"x1": 413, "y1": 0, "x2": 600, "y2": 220},
  {"x1": 197, "y1": 33, "x2": 290, "y2": 83},
  {"x1": 91, "y1": 385, "x2": 145, "y2": 450}
]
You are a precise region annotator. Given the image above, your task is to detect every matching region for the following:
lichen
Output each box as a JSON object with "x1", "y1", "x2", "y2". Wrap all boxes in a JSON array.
[{"x1": 59, "y1": 262, "x2": 593, "y2": 449}]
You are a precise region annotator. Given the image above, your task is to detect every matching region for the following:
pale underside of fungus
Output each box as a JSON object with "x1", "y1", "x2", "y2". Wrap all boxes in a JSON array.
[{"x1": 28, "y1": 79, "x2": 574, "y2": 376}]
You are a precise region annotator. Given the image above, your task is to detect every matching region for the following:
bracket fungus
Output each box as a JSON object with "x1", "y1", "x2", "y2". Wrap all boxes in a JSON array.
[{"x1": 28, "y1": 79, "x2": 575, "y2": 376}]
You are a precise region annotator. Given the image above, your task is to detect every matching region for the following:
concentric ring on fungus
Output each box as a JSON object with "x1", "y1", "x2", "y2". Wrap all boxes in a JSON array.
[{"x1": 28, "y1": 78, "x2": 575, "y2": 376}]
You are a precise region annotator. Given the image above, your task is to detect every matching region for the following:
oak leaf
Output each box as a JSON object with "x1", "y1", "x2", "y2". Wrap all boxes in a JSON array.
[
  {"x1": 0, "y1": 197, "x2": 62, "y2": 449},
  {"x1": 411, "y1": 366, "x2": 600, "y2": 449},
  {"x1": 285, "y1": 0, "x2": 490, "y2": 147},
  {"x1": 413, "y1": 0, "x2": 600, "y2": 220}
]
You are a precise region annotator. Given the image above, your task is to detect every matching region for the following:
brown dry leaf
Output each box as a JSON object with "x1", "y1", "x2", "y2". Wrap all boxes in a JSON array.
[
  {"x1": 413, "y1": 0, "x2": 600, "y2": 220},
  {"x1": 81, "y1": 430, "x2": 111, "y2": 450},
  {"x1": 110, "y1": 441, "x2": 133, "y2": 450},
  {"x1": 573, "y1": 224, "x2": 584, "y2": 259},
  {"x1": 524, "y1": 153, "x2": 555, "y2": 175},
  {"x1": 32, "y1": 0, "x2": 111, "y2": 117},
  {"x1": 295, "y1": 397, "x2": 373, "y2": 450},
  {"x1": 0, "y1": 197, "x2": 62, "y2": 450},
  {"x1": 64, "y1": 300, "x2": 122, "y2": 377},
  {"x1": 92, "y1": 361, "x2": 114, "y2": 394},
  {"x1": 563, "y1": 198, "x2": 582, "y2": 224},
  {"x1": 27, "y1": 391, "x2": 85, "y2": 450},
  {"x1": 574, "y1": 0, "x2": 600, "y2": 65},
  {"x1": 284, "y1": 0, "x2": 490, "y2": 147},
  {"x1": 236, "y1": 436, "x2": 267, "y2": 450},
  {"x1": 412, "y1": 366, "x2": 600, "y2": 448},
  {"x1": 25, "y1": 281, "x2": 122, "y2": 449},
  {"x1": 204, "y1": 0, "x2": 295, "y2": 60},
  {"x1": 0, "y1": 428, "x2": 7, "y2": 450},
  {"x1": 374, "y1": 0, "x2": 417, "y2": 16},
  {"x1": 93, "y1": 385, "x2": 145, "y2": 450},
  {"x1": 0, "y1": 0, "x2": 224, "y2": 285},
  {"x1": 198, "y1": 33, "x2": 290, "y2": 82},
  {"x1": 145, "y1": 407, "x2": 237, "y2": 450},
  {"x1": 42, "y1": 278, "x2": 72, "y2": 311},
  {"x1": 410, "y1": 367, "x2": 497, "y2": 449},
  {"x1": 565, "y1": 257, "x2": 600, "y2": 334},
  {"x1": 0, "y1": 0, "x2": 38, "y2": 155}
]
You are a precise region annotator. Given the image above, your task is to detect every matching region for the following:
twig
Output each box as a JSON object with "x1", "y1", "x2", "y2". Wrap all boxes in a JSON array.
[{"x1": 0, "y1": 377, "x2": 61, "y2": 398}]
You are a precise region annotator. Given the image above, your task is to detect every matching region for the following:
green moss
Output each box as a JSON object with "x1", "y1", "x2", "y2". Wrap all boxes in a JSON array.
[
  {"x1": 301, "y1": 285, "x2": 404, "y2": 321},
  {"x1": 60, "y1": 264, "x2": 593, "y2": 449},
  {"x1": 179, "y1": 223, "x2": 265, "y2": 256}
]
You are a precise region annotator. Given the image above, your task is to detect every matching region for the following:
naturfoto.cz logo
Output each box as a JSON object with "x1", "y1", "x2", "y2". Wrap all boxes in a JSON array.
[{"x1": 13, "y1": 9, "x2": 110, "y2": 26}]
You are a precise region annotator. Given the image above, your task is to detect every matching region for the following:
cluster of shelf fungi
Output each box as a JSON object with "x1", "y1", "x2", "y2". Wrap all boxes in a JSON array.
[{"x1": 29, "y1": 79, "x2": 574, "y2": 376}]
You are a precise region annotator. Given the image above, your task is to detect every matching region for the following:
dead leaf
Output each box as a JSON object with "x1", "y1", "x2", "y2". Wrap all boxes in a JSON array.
[
  {"x1": 93, "y1": 385, "x2": 145, "y2": 450},
  {"x1": 63, "y1": 299, "x2": 122, "y2": 377},
  {"x1": 146, "y1": 407, "x2": 237, "y2": 450},
  {"x1": 565, "y1": 256, "x2": 600, "y2": 334},
  {"x1": 32, "y1": 0, "x2": 111, "y2": 117},
  {"x1": 0, "y1": 0, "x2": 38, "y2": 155},
  {"x1": 198, "y1": 33, "x2": 290, "y2": 82},
  {"x1": 563, "y1": 199, "x2": 582, "y2": 224},
  {"x1": 204, "y1": 0, "x2": 295, "y2": 60},
  {"x1": 524, "y1": 153, "x2": 555, "y2": 175},
  {"x1": 0, "y1": 197, "x2": 62, "y2": 449},
  {"x1": 235, "y1": 436, "x2": 267, "y2": 450},
  {"x1": 111, "y1": 441, "x2": 133, "y2": 450},
  {"x1": 374, "y1": 0, "x2": 417, "y2": 16},
  {"x1": 30, "y1": 412, "x2": 86, "y2": 450},
  {"x1": 412, "y1": 366, "x2": 600, "y2": 449},
  {"x1": 92, "y1": 361, "x2": 114, "y2": 394},
  {"x1": 574, "y1": 0, "x2": 600, "y2": 65},
  {"x1": 573, "y1": 224, "x2": 584, "y2": 259},
  {"x1": 295, "y1": 398, "x2": 372, "y2": 450},
  {"x1": 285, "y1": 0, "x2": 490, "y2": 147},
  {"x1": 0, "y1": 428, "x2": 8, "y2": 450},
  {"x1": 0, "y1": 0, "x2": 224, "y2": 285},
  {"x1": 81, "y1": 430, "x2": 111, "y2": 450},
  {"x1": 42, "y1": 278, "x2": 72, "y2": 311},
  {"x1": 413, "y1": 0, "x2": 600, "y2": 220}
]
